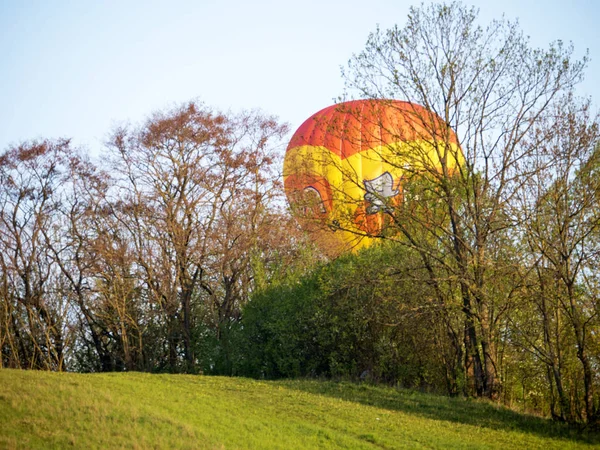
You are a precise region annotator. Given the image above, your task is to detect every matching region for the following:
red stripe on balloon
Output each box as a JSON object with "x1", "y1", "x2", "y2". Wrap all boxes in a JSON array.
[{"x1": 287, "y1": 100, "x2": 457, "y2": 160}]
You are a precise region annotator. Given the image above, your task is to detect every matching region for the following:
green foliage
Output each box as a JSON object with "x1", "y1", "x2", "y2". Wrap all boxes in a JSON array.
[
  {"x1": 1, "y1": 370, "x2": 597, "y2": 449},
  {"x1": 236, "y1": 242, "x2": 455, "y2": 391},
  {"x1": 235, "y1": 270, "x2": 324, "y2": 379}
]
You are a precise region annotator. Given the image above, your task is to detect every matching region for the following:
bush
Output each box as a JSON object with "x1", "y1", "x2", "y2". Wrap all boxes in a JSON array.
[{"x1": 235, "y1": 241, "x2": 453, "y2": 392}]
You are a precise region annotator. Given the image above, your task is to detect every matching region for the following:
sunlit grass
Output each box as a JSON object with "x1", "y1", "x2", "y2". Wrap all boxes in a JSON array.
[{"x1": 0, "y1": 369, "x2": 597, "y2": 449}]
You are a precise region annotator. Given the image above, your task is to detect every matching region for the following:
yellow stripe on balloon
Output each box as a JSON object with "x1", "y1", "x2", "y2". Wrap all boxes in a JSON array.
[{"x1": 283, "y1": 140, "x2": 462, "y2": 252}]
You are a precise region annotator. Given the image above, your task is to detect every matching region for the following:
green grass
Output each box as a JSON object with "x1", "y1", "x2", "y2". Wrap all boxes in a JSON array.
[{"x1": 0, "y1": 369, "x2": 597, "y2": 449}]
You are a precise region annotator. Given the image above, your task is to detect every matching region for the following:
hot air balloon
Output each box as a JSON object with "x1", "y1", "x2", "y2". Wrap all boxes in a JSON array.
[{"x1": 283, "y1": 99, "x2": 462, "y2": 255}]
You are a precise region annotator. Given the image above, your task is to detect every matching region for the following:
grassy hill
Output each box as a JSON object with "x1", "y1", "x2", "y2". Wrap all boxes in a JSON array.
[{"x1": 0, "y1": 369, "x2": 598, "y2": 449}]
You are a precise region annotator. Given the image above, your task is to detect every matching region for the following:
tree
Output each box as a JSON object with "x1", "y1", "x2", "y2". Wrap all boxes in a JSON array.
[
  {"x1": 340, "y1": 1, "x2": 587, "y2": 398},
  {"x1": 516, "y1": 95, "x2": 600, "y2": 423},
  {"x1": 106, "y1": 101, "x2": 289, "y2": 372},
  {"x1": 48, "y1": 155, "x2": 146, "y2": 372},
  {"x1": 0, "y1": 139, "x2": 76, "y2": 370}
]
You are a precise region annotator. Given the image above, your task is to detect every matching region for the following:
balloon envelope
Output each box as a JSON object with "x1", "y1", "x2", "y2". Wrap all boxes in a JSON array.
[{"x1": 284, "y1": 99, "x2": 462, "y2": 254}]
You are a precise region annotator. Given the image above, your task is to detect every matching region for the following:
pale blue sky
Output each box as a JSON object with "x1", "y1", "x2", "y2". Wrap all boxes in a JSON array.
[{"x1": 1, "y1": 0, "x2": 598, "y2": 156}]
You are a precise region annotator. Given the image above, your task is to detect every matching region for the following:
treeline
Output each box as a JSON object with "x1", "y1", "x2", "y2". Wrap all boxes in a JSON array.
[
  {"x1": 0, "y1": 102, "x2": 320, "y2": 374},
  {"x1": 235, "y1": 232, "x2": 600, "y2": 426}
]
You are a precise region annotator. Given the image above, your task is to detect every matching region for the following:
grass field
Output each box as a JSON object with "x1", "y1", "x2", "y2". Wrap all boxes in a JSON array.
[{"x1": 0, "y1": 369, "x2": 598, "y2": 449}]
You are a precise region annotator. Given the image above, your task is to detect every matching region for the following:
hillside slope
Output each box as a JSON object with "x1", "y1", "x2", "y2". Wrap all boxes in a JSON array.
[{"x1": 0, "y1": 370, "x2": 597, "y2": 449}]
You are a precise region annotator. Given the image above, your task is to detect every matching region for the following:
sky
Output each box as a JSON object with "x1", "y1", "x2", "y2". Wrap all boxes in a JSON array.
[{"x1": 1, "y1": 0, "x2": 598, "y2": 157}]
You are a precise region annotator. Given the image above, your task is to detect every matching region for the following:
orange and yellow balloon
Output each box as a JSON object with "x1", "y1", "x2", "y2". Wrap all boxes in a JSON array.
[{"x1": 283, "y1": 99, "x2": 462, "y2": 255}]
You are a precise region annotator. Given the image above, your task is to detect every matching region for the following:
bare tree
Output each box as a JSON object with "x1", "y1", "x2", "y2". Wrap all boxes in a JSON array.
[
  {"x1": 339, "y1": 2, "x2": 587, "y2": 398},
  {"x1": 0, "y1": 139, "x2": 75, "y2": 370},
  {"x1": 107, "y1": 101, "x2": 288, "y2": 372}
]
